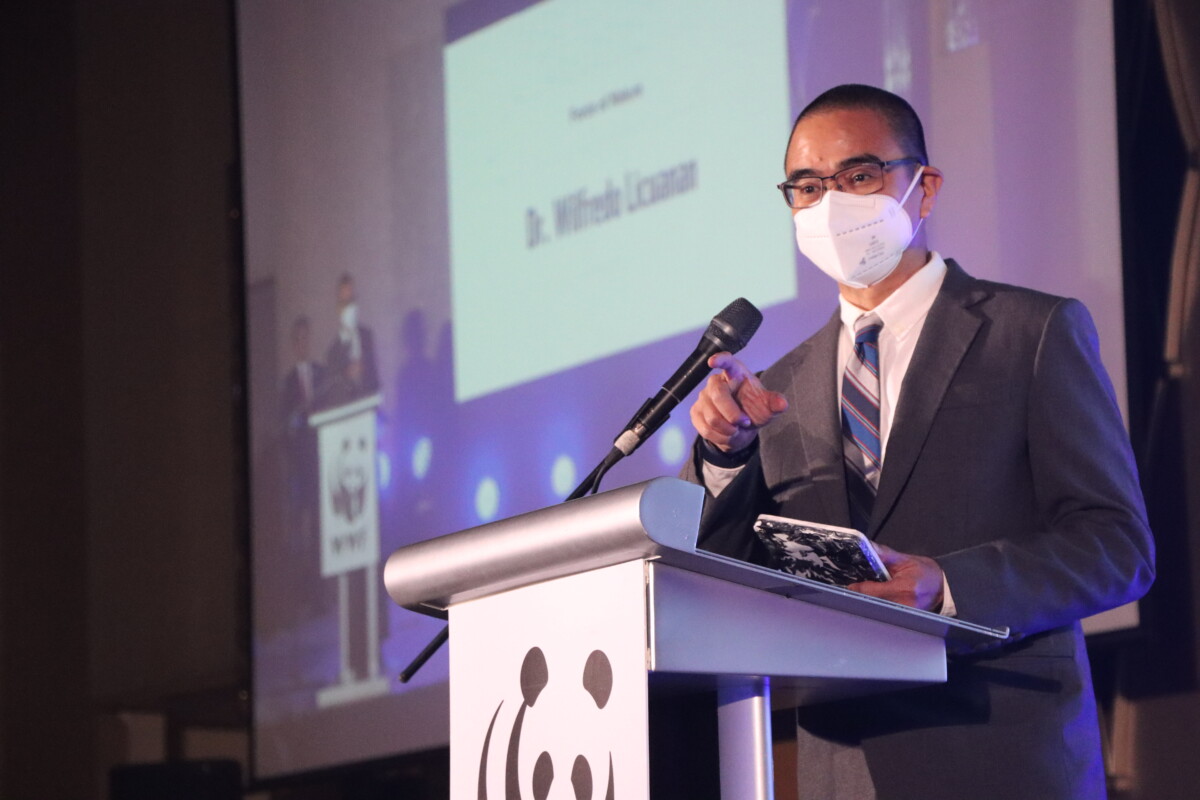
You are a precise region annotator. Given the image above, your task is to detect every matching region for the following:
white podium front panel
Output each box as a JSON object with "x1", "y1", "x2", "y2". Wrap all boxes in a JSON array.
[{"x1": 450, "y1": 560, "x2": 651, "y2": 800}]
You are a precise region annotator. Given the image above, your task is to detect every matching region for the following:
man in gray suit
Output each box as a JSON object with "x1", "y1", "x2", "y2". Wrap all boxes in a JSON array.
[{"x1": 685, "y1": 84, "x2": 1155, "y2": 799}]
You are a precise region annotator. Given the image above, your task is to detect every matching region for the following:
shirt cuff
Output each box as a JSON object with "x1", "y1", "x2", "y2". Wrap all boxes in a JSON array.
[
  {"x1": 939, "y1": 572, "x2": 957, "y2": 617},
  {"x1": 700, "y1": 460, "x2": 743, "y2": 498},
  {"x1": 697, "y1": 438, "x2": 757, "y2": 498}
]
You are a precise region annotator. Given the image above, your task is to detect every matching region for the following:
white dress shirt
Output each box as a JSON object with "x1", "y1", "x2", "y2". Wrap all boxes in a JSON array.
[{"x1": 836, "y1": 252, "x2": 947, "y2": 461}]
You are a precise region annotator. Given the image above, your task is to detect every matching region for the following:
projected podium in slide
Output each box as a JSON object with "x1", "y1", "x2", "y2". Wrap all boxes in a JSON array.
[
  {"x1": 310, "y1": 393, "x2": 390, "y2": 707},
  {"x1": 386, "y1": 478, "x2": 1007, "y2": 798}
]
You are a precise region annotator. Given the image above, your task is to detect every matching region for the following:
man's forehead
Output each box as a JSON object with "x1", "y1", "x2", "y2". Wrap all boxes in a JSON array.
[
  {"x1": 784, "y1": 107, "x2": 901, "y2": 172},
  {"x1": 786, "y1": 153, "x2": 890, "y2": 180}
]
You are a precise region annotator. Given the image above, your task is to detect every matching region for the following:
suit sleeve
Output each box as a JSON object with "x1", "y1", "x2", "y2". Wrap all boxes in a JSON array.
[
  {"x1": 936, "y1": 298, "x2": 1155, "y2": 635},
  {"x1": 680, "y1": 439, "x2": 774, "y2": 566}
]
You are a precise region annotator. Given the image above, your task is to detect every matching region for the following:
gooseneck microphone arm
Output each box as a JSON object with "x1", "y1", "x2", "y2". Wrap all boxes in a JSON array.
[{"x1": 398, "y1": 298, "x2": 763, "y2": 682}]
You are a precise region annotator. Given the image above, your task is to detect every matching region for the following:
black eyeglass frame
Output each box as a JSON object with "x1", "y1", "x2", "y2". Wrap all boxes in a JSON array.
[{"x1": 776, "y1": 156, "x2": 926, "y2": 209}]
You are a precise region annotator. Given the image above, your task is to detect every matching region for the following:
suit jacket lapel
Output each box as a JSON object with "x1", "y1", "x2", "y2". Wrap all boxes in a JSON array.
[
  {"x1": 762, "y1": 311, "x2": 851, "y2": 527},
  {"x1": 870, "y1": 260, "x2": 989, "y2": 535}
]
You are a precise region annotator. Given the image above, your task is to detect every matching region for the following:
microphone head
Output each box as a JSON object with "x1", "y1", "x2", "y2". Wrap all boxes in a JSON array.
[{"x1": 705, "y1": 297, "x2": 762, "y2": 354}]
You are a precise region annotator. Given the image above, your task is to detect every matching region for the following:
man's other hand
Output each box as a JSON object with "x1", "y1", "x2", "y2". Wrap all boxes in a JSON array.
[{"x1": 848, "y1": 543, "x2": 946, "y2": 612}]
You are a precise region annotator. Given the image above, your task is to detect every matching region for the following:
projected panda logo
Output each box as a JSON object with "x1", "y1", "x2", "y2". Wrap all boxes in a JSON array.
[
  {"x1": 329, "y1": 435, "x2": 370, "y2": 523},
  {"x1": 480, "y1": 646, "x2": 616, "y2": 800}
]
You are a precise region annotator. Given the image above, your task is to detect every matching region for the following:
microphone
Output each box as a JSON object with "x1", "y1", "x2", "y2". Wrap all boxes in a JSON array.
[{"x1": 613, "y1": 297, "x2": 762, "y2": 457}]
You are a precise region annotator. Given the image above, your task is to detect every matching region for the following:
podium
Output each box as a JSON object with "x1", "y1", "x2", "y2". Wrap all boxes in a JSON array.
[{"x1": 384, "y1": 477, "x2": 1007, "y2": 799}]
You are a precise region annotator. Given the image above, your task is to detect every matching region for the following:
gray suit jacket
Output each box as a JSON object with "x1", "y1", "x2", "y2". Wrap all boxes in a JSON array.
[{"x1": 684, "y1": 261, "x2": 1155, "y2": 799}]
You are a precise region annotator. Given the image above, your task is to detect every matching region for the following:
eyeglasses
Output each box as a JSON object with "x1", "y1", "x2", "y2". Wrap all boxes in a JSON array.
[{"x1": 776, "y1": 157, "x2": 925, "y2": 209}]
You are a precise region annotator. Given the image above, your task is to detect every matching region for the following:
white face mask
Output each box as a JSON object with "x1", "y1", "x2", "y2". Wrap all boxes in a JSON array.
[{"x1": 792, "y1": 166, "x2": 925, "y2": 288}]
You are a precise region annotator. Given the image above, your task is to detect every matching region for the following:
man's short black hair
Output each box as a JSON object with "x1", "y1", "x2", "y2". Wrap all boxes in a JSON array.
[{"x1": 793, "y1": 84, "x2": 928, "y2": 165}]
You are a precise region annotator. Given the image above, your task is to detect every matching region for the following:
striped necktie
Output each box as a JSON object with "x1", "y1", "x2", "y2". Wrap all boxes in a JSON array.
[{"x1": 842, "y1": 314, "x2": 883, "y2": 531}]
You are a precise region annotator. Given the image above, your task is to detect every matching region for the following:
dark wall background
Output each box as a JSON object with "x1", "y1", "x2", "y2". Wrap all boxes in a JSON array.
[
  {"x1": 2, "y1": 2, "x2": 91, "y2": 797},
  {"x1": 1, "y1": 1, "x2": 1197, "y2": 799},
  {"x1": 76, "y1": 0, "x2": 244, "y2": 708},
  {"x1": 2, "y1": 2, "x2": 243, "y2": 797}
]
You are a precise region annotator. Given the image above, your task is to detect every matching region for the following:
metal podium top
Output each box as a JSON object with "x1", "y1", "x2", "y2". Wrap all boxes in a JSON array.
[
  {"x1": 383, "y1": 477, "x2": 1008, "y2": 649},
  {"x1": 384, "y1": 477, "x2": 704, "y2": 615}
]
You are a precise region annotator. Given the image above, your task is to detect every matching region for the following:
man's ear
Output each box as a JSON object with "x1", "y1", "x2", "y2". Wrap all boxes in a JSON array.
[{"x1": 917, "y1": 166, "x2": 944, "y2": 219}]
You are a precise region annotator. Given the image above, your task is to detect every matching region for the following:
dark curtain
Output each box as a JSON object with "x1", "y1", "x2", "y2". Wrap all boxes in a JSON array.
[{"x1": 1110, "y1": 0, "x2": 1198, "y2": 699}]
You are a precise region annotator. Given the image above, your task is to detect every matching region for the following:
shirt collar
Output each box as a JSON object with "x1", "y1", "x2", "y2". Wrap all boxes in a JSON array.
[{"x1": 838, "y1": 252, "x2": 948, "y2": 340}]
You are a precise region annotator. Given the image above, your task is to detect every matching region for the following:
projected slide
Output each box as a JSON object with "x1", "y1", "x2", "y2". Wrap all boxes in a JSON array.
[{"x1": 445, "y1": 0, "x2": 795, "y2": 401}]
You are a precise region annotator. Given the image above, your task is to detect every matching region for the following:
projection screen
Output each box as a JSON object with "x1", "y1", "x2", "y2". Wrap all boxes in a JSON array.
[{"x1": 237, "y1": 0, "x2": 1131, "y2": 781}]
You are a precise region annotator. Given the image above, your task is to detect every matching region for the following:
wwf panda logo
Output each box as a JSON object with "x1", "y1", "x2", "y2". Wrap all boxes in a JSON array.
[
  {"x1": 479, "y1": 646, "x2": 615, "y2": 800},
  {"x1": 329, "y1": 435, "x2": 369, "y2": 522}
]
